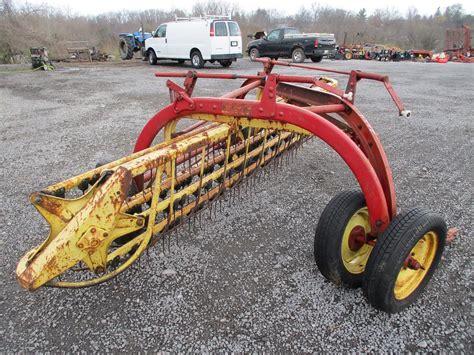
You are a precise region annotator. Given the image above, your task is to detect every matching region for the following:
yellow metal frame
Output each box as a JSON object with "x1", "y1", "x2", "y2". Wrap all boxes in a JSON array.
[{"x1": 17, "y1": 115, "x2": 306, "y2": 290}]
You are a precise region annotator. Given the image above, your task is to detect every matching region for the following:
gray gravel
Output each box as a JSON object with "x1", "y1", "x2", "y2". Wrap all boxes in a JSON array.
[{"x1": 0, "y1": 59, "x2": 472, "y2": 352}]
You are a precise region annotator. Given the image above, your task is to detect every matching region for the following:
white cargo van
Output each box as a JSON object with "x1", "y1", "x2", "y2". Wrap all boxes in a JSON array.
[{"x1": 145, "y1": 15, "x2": 243, "y2": 68}]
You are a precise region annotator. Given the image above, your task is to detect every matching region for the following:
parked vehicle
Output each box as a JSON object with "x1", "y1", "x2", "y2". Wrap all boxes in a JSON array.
[
  {"x1": 119, "y1": 28, "x2": 152, "y2": 60},
  {"x1": 247, "y1": 27, "x2": 336, "y2": 63},
  {"x1": 145, "y1": 15, "x2": 243, "y2": 68}
]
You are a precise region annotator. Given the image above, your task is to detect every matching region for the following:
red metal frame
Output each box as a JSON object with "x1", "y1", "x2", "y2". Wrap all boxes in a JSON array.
[
  {"x1": 133, "y1": 59, "x2": 407, "y2": 235},
  {"x1": 446, "y1": 25, "x2": 473, "y2": 57}
]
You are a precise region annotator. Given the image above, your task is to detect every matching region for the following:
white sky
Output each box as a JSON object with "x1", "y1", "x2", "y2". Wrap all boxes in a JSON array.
[{"x1": 22, "y1": 0, "x2": 474, "y2": 17}]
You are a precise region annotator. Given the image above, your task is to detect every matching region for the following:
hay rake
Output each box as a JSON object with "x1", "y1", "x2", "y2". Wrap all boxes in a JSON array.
[{"x1": 16, "y1": 59, "x2": 447, "y2": 313}]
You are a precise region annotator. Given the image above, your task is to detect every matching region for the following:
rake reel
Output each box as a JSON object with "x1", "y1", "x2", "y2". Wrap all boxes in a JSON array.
[{"x1": 16, "y1": 59, "x2": 447, "y2": 313}]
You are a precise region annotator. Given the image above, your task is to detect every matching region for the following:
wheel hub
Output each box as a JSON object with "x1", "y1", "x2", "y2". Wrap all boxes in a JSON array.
[
  {"x1": 348, "y1": 225, "x2": 366, "y2": 251},
  {"x1": 394, "y1": 231, "x2": 438, "y2": 300}
]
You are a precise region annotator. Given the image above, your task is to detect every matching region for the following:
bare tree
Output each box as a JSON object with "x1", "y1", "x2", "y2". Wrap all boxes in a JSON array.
[{"x1": 1, "y1": 0, "x2": 473, "y2": 63}]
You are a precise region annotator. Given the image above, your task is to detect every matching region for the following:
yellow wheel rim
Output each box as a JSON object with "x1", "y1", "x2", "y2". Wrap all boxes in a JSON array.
[
  {"x1": 394, "y1": 231, "x2": 438, "y2": 300},
  {"x1": 341, "y1": 207, "x2": 372, "y2": 274}
]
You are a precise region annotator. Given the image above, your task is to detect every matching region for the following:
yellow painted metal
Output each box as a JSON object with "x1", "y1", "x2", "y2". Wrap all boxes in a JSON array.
[
  {"x1": 340, "y1": 207, "x2": 373, "y2": 274},
  {"x1": 118, "y1": 128, "x2": 293, "y2": 214},
  {"x1": 394, "y1": 231, "x2": 438, "y2": 300},
  {"x1": 163, "y1": 120, "x2": 178, "y2": 176},
  {"x1": 47, "y1": 166, "x2": 166, "y2": 289},
  {"x1": 16, "y1": 167, "x2": 144, "y2": 290},
  {"x1": 42, "y1": 122, "x2": 220, "y2": 194},
  {"x1": 190, "y1": 114, "x2": 311, "y2": 136},
  {"x1": 319, "y1": 77, "x2": 338, "y2": 88},
  {"x1": 16, "y1": 112, "x2": 305, "y2": 290}
]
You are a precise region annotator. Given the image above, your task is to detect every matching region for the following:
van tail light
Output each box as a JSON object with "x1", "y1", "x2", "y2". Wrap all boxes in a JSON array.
[
  {"x1": 314, "y1": 39, "x2": 319, "y2": 47},
  {"x1": 210, "y1": 24, "x2": 215, "y2": 37}
]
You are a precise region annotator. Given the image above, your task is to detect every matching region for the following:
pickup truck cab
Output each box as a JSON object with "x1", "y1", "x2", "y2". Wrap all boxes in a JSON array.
[{"x1": 247, "y1": 27, "x2": 336, "y2": 63}]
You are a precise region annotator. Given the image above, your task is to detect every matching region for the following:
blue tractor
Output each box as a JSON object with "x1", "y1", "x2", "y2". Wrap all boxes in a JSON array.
[{"x1": 118, "y1": 28, "x2": 152, "y2": 60}]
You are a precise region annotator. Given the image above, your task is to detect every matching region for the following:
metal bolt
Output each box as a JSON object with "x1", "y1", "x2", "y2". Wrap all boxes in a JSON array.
[
  {"x1": 259, "y1": 107, "x2": 263, "y2": 112},
  {"x1": 91, "y1": 227, "x2": 96, "y2": 233},
  {"x1": 34, "y1": 195, "x2": 42, "y2": 204},
  {"x1": 137, "y1": 219, "x2": 144, "y2": 226}
]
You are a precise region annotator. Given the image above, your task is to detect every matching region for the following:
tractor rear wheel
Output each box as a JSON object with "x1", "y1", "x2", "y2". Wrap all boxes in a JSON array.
[
  {"x1": 344, "y1": 52, "x2": 353, "y2": 60},
  {"x1": 119, "y1": 38, "x2": 134, "y2": 60},
  {"x1": 314, "y1": 190, "x2": 373, "y2": 288}
]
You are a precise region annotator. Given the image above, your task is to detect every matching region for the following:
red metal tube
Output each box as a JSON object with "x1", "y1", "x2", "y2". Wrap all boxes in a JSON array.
[
  {"x1": 155, "y1": 72, "x2": 262, "y2": 80},
  {"x1": 277, "y1": 75, "x2": 319, "y2": 84},
  {"x1": 222, "y1": 79, "x2": 262, "y2": 98},
  {"x1": 305, "y1": 104, "x2": 346, "y2": 114},
  {"x1": 265, "y1": 59, "x2": 352, "y2": 76}
]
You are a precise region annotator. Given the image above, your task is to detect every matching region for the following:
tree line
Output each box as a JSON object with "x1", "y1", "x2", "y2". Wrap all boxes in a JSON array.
[{"x1": 0, "y1": 0, "x2": 472, "y2": 63}]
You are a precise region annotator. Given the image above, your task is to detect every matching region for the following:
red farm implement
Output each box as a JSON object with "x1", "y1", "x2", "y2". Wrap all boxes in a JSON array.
[
  {"x1": 446, "y1": 25, "x2": 474, "y2": 62},
  {"x1": 16, "y1": 59, "x2": 447, "y2": 313}
]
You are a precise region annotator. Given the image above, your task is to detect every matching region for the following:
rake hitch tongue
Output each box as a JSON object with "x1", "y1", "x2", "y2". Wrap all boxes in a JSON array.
[{"x1": 16, "y1": 59, "x2": 447, "y2": 314}]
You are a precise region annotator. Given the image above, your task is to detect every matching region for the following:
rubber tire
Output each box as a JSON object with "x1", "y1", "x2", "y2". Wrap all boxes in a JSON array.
[
  {"x1": 219, "y1": 60, "x2": 232, "y2": 68},
  {"x1": 292, "y1": 48, "x2": 306, "y2": 63},
  {"x1": 119, "y1": 38, "x2": 134, "y2": 60},
  {"x1": 148, "y1": 49, "x2": 157, "y2": 65},
  {"x1": 190, "y1": 50, "x2": 204, "y2": 69},
  {"x1": 363, "y1": 208, "x2": 447, "y2": 313},
  {"x1": 344, "y1": 52, "x2": 353, "y2": 60},
  {"x1": 249, "y1": 48, "x2": 259, "y2": 61},
  {"x1": 311, "y1": 55, "x2": 323, "y2": 63},
  {"x1": 314, "y1": 190, "x2": 369, "y2": 288}
]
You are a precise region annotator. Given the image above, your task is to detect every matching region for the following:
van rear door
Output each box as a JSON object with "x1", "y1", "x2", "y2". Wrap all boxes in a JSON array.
[
  {"x1": 211, "y1": 21, "x2": 229, "y2": 56},
  {"x1": 227, "y1": 21, "x2": 242, "y2": 55}
]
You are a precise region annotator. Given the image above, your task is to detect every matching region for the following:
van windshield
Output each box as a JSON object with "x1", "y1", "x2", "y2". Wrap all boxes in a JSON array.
[{"x1": 228, "y1": 22, "x2": 241, "y2": 36}]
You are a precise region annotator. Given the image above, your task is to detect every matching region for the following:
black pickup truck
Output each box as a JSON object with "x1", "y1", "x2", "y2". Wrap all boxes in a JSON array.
[{"x1": 247, "y1": 27, "x2": 336, "y2": 63}]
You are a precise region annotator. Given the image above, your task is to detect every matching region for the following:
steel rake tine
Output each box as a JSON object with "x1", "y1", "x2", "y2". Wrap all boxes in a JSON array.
[
  {"x1": 162, "y1": 234, "x2": 166, "y2": 255},
  {"x1": 176, "y1": 225, "x2": 179, "y2": 248}
]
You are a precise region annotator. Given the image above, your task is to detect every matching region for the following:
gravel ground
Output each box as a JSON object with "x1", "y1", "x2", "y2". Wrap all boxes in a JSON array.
[{"x1": 0, "y1": 58, "x2": 472, "y2": 352}]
